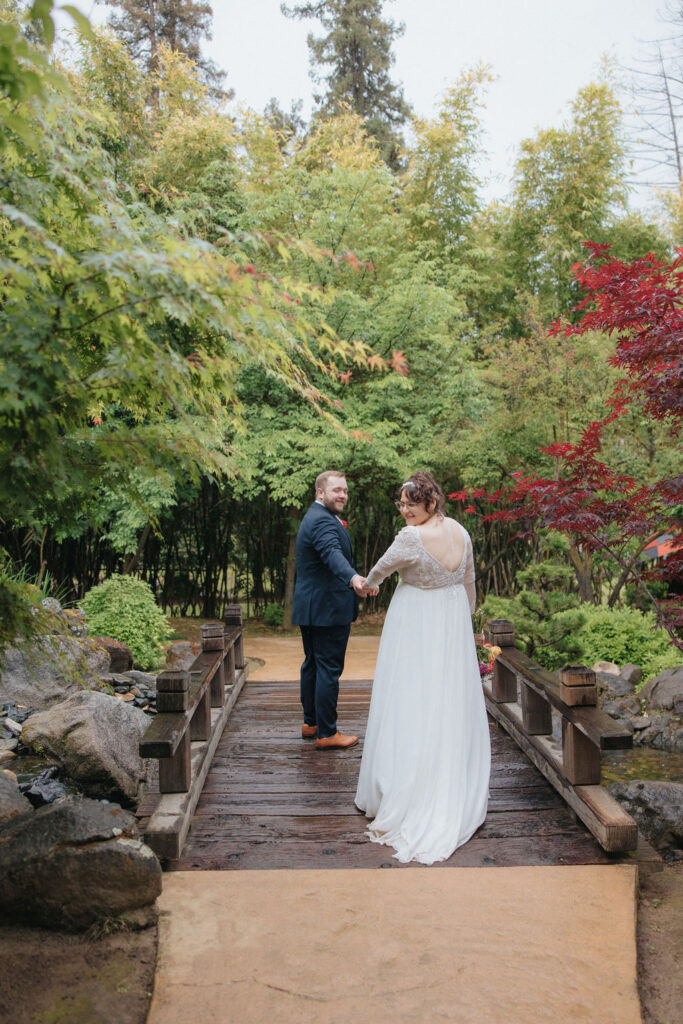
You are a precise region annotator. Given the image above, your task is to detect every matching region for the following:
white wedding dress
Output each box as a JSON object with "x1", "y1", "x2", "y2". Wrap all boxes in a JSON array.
[{"x1": 355, "y1": 519, "x2": 490, "y2": 864}]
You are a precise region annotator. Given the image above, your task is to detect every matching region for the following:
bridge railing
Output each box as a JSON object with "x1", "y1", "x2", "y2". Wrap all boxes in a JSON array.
[
  {"x1": 483, "y1": 618, "x2": 638, "y2": 853},
  {"x1": 138, "y1": 605, "x2": 248, "y2": 859}
]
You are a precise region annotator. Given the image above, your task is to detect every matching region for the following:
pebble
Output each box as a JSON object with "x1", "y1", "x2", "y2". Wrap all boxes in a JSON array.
[
  {"x1": 0, "y1": 750, "x2": 17, "y2": 763},
  {"x1": 4, "y1": 719, "x2": 22, "y2": 736}
]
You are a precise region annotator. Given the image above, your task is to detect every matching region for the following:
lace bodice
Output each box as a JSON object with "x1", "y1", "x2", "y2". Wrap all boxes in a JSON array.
[{"x1": 365, "y1": 520, "x2": 476, "y2": 611}]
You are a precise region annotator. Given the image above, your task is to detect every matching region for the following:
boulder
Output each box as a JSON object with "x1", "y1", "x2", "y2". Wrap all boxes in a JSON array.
[
  {"x1": 621, "y1": 664, "x2": 643, "y2": 687},
  {"x1": 0, "y1": 796, "x2": 161, "y2": 929},
  {"x1": 93, "y1": 636, "x2": 134, "y2": 673},
  {"x1": 593, "y1": 660, "x2": 620, "y2": 676},
  {"x1": 598, "y1": 674, "x2": 636, "y2": 700},
  {"x1": 610, "y1": 780, "x2": 683, "y2": 858},
  {"x1": 0, "y1": 634, "x2": 110, "y2": 710},
  {"x1": 0, "y1": 771, "x2": 33, "y2": 825},
  {"x1": 22, "y1": 691, "x2": 149, "y2": 804},
  {"x1": 640, "y1": 666, "x2": 683, "y2": 716},
  {"x1": 165, "y1": 641, "x2": 200, "y2": 672}
]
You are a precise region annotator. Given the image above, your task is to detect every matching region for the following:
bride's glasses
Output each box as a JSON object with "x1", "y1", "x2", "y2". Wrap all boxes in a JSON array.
[{"x1": 395, "y1": 500, "x2": 420, "y2": 511}]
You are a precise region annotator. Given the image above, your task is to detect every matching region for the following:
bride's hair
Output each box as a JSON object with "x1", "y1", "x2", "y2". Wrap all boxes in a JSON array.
[{"x1": 399, "y1": 471, "x2": 446, "y2": 515}]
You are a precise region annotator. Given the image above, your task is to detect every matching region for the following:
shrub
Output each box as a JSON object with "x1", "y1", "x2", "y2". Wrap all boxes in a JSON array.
[
  {"x1": 81, "y1": 574, "x2": 173, "y2": 669},
  {"x1": 481, "y1": 536, "x2": 586, "y2": 670},
  {"x1": 576, "y1": 605, "x2": 680, "y2": 684},
  {"x1": 263, "y1": 602, "x2": 284, "y2": 628}
]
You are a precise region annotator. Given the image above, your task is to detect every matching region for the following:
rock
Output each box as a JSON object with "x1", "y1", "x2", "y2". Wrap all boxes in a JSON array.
[
  {"x1": 593, "y1": 660, "x2": 620, "y2": 676},
  {"x1": 0, "y1": 751, "x2": 17, "y2": 764},
  {"x1": 621, "y1": 664, "x2": 643, "y2": 687},
  {"x1": 640, "y1": 666, "x2": 683, "y2": 716},
  {"x1": 0, "y1": 772, "x2": 33, "y2": 825},
  {"x1": 126, "y1": 670, "x2": 157, "y2": 689},
  {"x1": 0, "y1": 722, "x2": 18, "y2": 753},
  {"x1": 20, "y1": 766, "x2": 69, "y2": 807},
  {"x1": 93, "y1": 636, "x2": 134, "y2": 673},
  {"x1": 63, "y1": 608, "x2": 87, "y2": 637},
  {"x1": 40, "y1": 596, "x2": 63, "y2": 615},
  {"x1": 0, "y1": 796, "x2": 161, "y2": 930},
  {"x1": 601, "y1": 696, "x2": 640, "y2": 722},
  {"x1": 165, "y1": 641, "x2": 199, "y2": 672},
  {"x1": 610, "y1": 780, "x2": 683, "y2": 858},
  {"x1": 21, "y1": 691, "x2": 149, "y2": 804},
  {"x1": 0, "y1": 634, "x2": 111, "y2": 710},
  {"x1": 598, "y1": 674, "x2": 636, "y2": 700}
]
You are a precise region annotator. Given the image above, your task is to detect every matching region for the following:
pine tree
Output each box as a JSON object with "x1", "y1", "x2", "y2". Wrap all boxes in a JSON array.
[
  {"x1": 281, "y1": 0, "x2": 411, "y2": 168},
  {"x1": 97, "y1": 0, "x2": 228, "y2": 96}
]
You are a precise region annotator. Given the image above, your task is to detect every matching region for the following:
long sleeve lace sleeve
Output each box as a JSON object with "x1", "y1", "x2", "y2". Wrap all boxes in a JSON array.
[
  {"x1": 365, "y1": 528, "x2": 417, "y2": 589},
  {"x1": 463, "y1": 537, "x2": 476, "y2": 613}
]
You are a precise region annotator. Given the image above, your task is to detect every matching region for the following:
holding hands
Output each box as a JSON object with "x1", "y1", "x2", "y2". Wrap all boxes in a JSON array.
[{"x1": 351, "y1": 575, "x2": 379, "y2": 598}]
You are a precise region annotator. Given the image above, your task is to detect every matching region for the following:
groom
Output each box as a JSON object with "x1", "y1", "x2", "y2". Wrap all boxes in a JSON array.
[{"x1": 292, "y1": 471, "x2": 374, "y2": 750}]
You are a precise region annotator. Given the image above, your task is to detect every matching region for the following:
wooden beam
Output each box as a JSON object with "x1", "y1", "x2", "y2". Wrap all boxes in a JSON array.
[
  {"x1": 142, "y1": 666, "x2": 249, "y2": 860},
  {"x1": 482, "y1": 678, "x2": 638, "y2": 853},
  {"x1": 496, "y1": 648, "x2": 632, "y2": 749}
]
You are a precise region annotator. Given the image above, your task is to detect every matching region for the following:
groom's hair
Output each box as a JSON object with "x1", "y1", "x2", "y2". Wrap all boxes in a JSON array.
[{"x1": 315, "y1": 470, "x2": 346, "y2": 494}]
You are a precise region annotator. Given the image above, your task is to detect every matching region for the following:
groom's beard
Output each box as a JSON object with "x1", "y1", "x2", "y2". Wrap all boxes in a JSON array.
[{"x1": 323, "y1": 497, "x2": 347, "y2": 515}]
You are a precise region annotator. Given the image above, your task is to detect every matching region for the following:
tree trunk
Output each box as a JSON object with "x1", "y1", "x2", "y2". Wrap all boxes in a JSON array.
[
  {"x1": 568, "y1": 540, "x2": 594, "y2": 603},
  {"x1": 282, "y1": 508, "x2": 299, "y2": 630},
  {"x1": 123, "y1": 521, "x2": 151, "y2": 575}
]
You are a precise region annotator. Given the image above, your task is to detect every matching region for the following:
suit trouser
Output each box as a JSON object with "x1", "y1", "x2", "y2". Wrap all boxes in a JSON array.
[{"x1": 299, "y1": 624, "x2": 351, "y2": 738}]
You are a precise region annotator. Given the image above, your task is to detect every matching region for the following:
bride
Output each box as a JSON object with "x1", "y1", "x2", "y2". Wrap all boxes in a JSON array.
[{"x1": 355, "y1": 471, "x2": 491, "y2": 864}]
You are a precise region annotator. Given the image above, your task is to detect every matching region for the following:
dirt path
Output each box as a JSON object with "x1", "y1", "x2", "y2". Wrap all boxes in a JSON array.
[
  {"x1": 638, "y1": 862, "x2": 683, "y2": 1024},
  {"x1": 0, "y1": 865, "x2": 680, "y2": 1024}
]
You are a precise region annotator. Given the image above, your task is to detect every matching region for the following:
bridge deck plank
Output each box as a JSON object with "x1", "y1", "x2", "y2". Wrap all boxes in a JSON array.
[{"x1": 168, "y1": 678, "x2": 623, "y2": 871}]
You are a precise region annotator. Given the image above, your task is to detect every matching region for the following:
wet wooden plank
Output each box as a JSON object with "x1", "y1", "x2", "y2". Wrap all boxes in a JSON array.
[
  {"x1": 170, "y1": 676, "x2": 627, "y2": 869},
  {"x1": 172, "y1": 834, "x2": 615, "y2": 871}
]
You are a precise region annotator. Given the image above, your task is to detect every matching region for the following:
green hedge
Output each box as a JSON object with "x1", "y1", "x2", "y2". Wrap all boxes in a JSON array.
[
  {"x1": 81, "y1": 574, "x2": 173, "y2": 670},
  {"x1": 576, "y1": 605, "x2": 679, "y2": 684}
]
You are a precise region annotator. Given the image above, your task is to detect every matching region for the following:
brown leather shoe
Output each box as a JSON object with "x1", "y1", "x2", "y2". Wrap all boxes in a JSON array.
[
  {"x1": 315, "y1": 732, "x2": 358, "y2": 750},
  {"x1": 301, "y1": 724, "x2": 317, "y2": 739}
]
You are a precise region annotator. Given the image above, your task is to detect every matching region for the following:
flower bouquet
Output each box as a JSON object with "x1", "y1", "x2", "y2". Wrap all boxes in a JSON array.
[{"x1": 476, "y1": 638, "x2": 502, "y2": 678}]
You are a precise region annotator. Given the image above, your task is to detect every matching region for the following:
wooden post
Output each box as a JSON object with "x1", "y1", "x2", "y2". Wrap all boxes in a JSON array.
[
  {"x1": 520, "y1": 682, "x2": 552, "y2": 735},
  {"x1": 488, "y1": 618, "x2": 516, "y2": 648},
  {"x1": 559, "y1": 664, "x2": 597, "y2": 707},
  {"x1": 156, "y1": 670, "x2": 190, "y2": 713},
  {"x1": 492, "y1": 660, "x2": 517, "y2": 703},
  {"x1": 200, "y1": 622, "x2": 225, "y2": 651},
  {"x1": 190, "y1": 688, "x2": 211, "y2": 742},
  {"x1": 159, "y1": 730, "x2": 191, "y2": 793},
  {"x1": 201, "y1": 623, "x2": 226, "y2": 707},
  {"x1": 225, "y1": 644, "x2": 236, "y2": 687},
  {"x1": 225, "y1": 604, "x2": 245, "y2": 668},
  {"x1": 562, "y1": 720, "x2": 601, "y2": 785}
]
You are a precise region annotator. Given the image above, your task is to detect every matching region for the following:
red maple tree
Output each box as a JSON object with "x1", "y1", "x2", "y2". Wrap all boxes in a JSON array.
[{"x1": 451, "y1": 243, "x2": 682, "y2": 647}]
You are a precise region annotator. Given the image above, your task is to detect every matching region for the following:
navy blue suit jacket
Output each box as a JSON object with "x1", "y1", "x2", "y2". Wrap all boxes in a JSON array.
[{"x1": 292, "y1": 502, "x2": 359, "y2": 627}]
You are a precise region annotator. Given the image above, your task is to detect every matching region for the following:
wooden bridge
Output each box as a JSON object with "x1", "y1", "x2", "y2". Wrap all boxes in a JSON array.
[{"x1": 136, "y1": 613, "x2": 660, "y2": 874}]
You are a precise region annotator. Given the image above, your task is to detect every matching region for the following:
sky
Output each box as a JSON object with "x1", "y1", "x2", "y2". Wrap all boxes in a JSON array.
[{"x1": 80, "y1": 0, "x2": 671, "y2": 207}]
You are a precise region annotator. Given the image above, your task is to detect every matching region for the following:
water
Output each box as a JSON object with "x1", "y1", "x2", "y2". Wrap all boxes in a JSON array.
[
  {"x1": 8, "y1": 754, "x2": 57, "y2": 785},
  {"x1": 601, "y1": 747, "x2": 683, "y2": 786}
]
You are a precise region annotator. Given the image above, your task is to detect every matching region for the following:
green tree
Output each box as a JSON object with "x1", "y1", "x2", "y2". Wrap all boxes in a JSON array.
[
  {"x1": 97, "y1": 0, "x2": 228, "y2": 96},
  {"x1": 402, "y1": 65, "x2": 492, "y2": 261},
  {"x1": 496, "y1": 80, "x2": 627, "y2": 325},
  {"x1": 282, "y1": 0, "x2": 411, "y2": 168}
]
